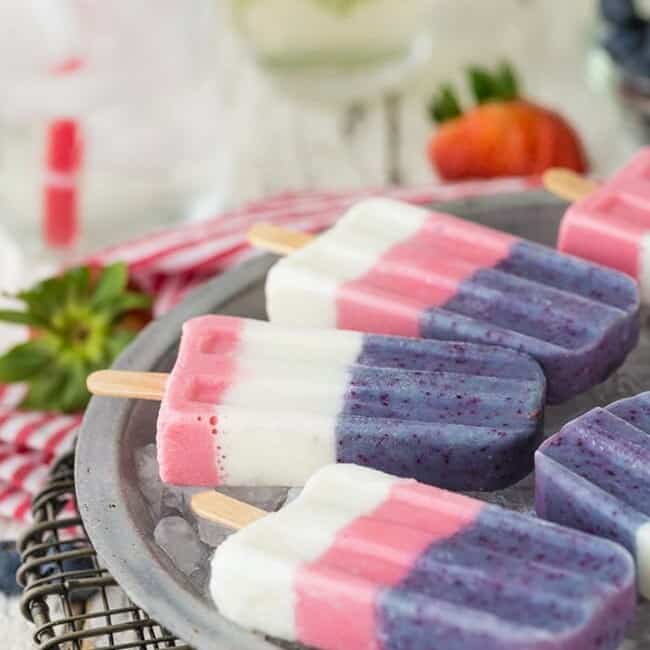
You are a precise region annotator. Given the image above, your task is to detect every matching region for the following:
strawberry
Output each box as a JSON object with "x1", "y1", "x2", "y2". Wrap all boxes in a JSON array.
[
  {"x1": 428, "y1": 63, "x2": 588, "y2": 180},
  {"x1": 0, "y1": 263, "x2": 152, "y2": 413}
]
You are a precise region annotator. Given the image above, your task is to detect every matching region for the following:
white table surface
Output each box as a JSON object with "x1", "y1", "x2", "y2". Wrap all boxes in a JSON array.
[{"x1": 2, "y1": 0, "x2": 645, "y2": 645}]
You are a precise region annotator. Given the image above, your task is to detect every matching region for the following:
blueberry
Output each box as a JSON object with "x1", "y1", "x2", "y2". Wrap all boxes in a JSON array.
[
  {"x1": 603, "y1": 24, "x2": 646, "y2": 62},
  {"x1": 600, "y1": 0, "x2": 640, "y2": 25},
  {"x1": 39, "y1": 542, "x2": 97, "y2": 601},
  {"x1": 0, "y1": 542, "x2": 21, "y2": 595},
  {"x1": 623, "y1": 50, "x2": 650, "y2": 76}
]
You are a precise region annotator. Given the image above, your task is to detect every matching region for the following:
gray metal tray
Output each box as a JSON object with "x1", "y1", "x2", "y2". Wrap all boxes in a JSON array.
[{"x1": 76, "y1": 190, "x2": 650, "y2": 650}]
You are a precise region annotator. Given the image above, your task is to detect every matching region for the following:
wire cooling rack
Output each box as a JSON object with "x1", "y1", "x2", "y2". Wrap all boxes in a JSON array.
[{"x1": 17, "y1": 450, "x2": 191, "y2": 650}]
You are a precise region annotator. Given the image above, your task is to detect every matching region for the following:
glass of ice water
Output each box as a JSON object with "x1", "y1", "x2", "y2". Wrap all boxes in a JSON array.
[
  {"x1": 0, "y1": 0, "x2": 228, "y2": 263},
  {"x1": 228, "y1": 0, "x2": 434, "y2": 100}
]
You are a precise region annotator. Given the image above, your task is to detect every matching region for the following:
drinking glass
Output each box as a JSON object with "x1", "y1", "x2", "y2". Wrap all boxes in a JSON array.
[
  {"x1": 0, "y1": 0, "x2": 228, "y2": 263},
  {"x1": 227, "y1": 0, "x2": 434, "y2": 100}
]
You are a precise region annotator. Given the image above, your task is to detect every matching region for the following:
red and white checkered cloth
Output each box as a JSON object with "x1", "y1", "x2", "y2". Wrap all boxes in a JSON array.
[{"x1": 0, "y1": 176, "x2": 539, "y2": 522}]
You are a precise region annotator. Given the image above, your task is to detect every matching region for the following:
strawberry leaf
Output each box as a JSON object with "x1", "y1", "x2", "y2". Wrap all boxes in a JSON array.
[
  {"x1": 21, "y1": 370, "x2": 67, "y2": 411},
  {"x1": 18, "y1": 274, "x2": 70, "y2": 324},
  {"x1": 64, "y1": 266, "x2": 91, "y2": 301},
  {"x1": 0, "y1": 310, "x2": 47, "y2": 328},
  {"x1": 0, "y1": 342, "x2": 53, "y2": 382},
  {"x1": 0, "y1": 261, "x2": 151, "y2": 413},
  {"x1": 91, "y1": 263, "x2": 129, "y2": 309},
  {"x1": 468, "y1": 66, "x2": 499, "y2": 104},
  {"x1": 467, "y1": 62, "x2": 520, "y2": 105},
  {"x1": 59, "y1": 361, "x2": 91, "y2": 413},
  {"x1": 105, "y1": 292, "x2": 152, "y2": 320},
  {"x1": 429, "y1": 84, "x2": 463, "y2": 124},
  {"x1": 495, "y1": 62, "x2": 519, "y2": 101}
]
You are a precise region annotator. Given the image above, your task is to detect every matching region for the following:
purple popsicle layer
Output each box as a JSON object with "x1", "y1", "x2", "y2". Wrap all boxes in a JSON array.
[
  {"x1": 422, "y1": 240, "x2": 640, "y2": 403},
  {"x1": 536, "y1": 392, "x2": 650, "y2": 598},
  {"x1": 337, "y1": 334, "x2": 545, "y2": 490},
  {"x1": 380, "y1": 504, "x2": 635, "y2": 650},
  {"x1": 266, "y1": 199, "x2": 641, "y2": 403},
  {"x1": 159, "y1": 316, "x2": 545, "y2": 490},
  {"x1": 211, "y1": 464, "x2": 637, "y2": 650}
]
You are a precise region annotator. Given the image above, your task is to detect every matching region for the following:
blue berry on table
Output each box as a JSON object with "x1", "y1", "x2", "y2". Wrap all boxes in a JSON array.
[
  {"x1": 39, "y1": 542, "x2": 97, "y2": 601},
  {"x1": 603, "y1": 22, "x2": 647, "y2": 62},
  {"x1": 0, "y1": 542, "x2": 21, "y2": 595},
  {"x1": 601, "y1": 0, "x2": 640, "y2": 25},
  {"x1": 622, "y1": 51, "x2": 650, "y2": 76}
]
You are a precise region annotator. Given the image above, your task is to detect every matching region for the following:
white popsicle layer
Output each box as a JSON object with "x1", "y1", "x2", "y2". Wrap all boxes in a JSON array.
[
  {"x1": 210, "y1": 464, "x2": 637, "y2": 650},
  {"x1": 211, "y1": 464, "x2": 398, "y2": 640},
  {"x1": 266, "y1": 198, "x2": 428, "y2": 327},
  {"x1": 265, "y1": 198, "x2": 640, "y2": 405},
  {"x1": 157, "y1": 317, "x2": 363, "y2": 486},
  {"x1": 156, "y1": 315, "x2": 546, "y2": 490}
]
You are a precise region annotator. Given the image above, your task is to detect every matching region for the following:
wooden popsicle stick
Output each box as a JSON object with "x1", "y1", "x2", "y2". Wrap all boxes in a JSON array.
[
  {"x1": 87, "y1": 371, "x2": 268, "y2": 529},
  {"x1": 91, "y1": 174, "x2": 602, "y2": 405},
  {"x1": 542, "y1": 168, "x2": 599, "y2": 203},
  {"x1": 90, "y1": 171, "x2": 600, "y2": 405},
  {"x1": 251, "y1": 172, "x2": 598, "y2": 255},
  {"x1": 191, "y1": 491, "x2": 267, "y2": 529},
  {"x1": 86, "y1": 370, "x2": 167, "y2": 401},
  {"x1": 248, "y1": 222, "x2": 314, "y2": 255}
]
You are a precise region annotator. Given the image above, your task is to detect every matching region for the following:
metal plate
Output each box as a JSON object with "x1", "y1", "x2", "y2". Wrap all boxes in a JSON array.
[{"x1": 76, "y1": 190, "x2": 650, "y2": 650}]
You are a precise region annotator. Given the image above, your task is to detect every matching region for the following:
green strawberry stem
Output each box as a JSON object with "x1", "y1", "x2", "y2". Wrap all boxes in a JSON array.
[
  {"x1": 429, "y1": 61, "x2": 520, "y2": 124},
  {"x1": 468, "y1": 62, "x2": 519, "y2": 104},
  {"x1": 0, "y1": 263, "x2": 151, "y2": 413},
  {"x1": 429, "y1": 84, "x2": 463, "y2": 124}
]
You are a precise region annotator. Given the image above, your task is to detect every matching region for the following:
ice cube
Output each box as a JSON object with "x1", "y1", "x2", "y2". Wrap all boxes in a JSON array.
[
  {"x1": 196, "y1": 516, "x2": 230, "y2": 548},
  {"x1": 190, "y1": 487, "x2": 288, "y2": 547},
  {"x1": 161, "y1": 485, "x2": 203, "y2": 518},
  {"x1": 189, "y1": 565, "x2": 210, "y2": 596},
  {"x1": 134, "y1": 443, "x2": 163, "y2": 518},
  {"x1": 154, "y1": 516, "x2": 206, "y2": 576},
  {"x1": 284, "y1": 487, "x2": 302, "y2": 506}
]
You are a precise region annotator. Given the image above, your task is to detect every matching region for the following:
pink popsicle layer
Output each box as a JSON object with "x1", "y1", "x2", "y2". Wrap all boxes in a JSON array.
[
  {"x1": 559, "y1": 148, "x2": 650, "y2": 279},
  {"x1": 295, "y1": 482, "x2": 482, "y2": 650},
  {"x1": 211, "y1": 463, "x2": 637, "y2": 650},
  {"x1": 337, "y1": 212, "x2": 515, "y2": 336},
  {"x1": 157, "y1": 316, "x2": 243, "y2": 485}
]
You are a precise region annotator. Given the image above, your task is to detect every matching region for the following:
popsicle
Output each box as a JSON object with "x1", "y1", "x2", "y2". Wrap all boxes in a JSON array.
[
  {"x1": 152, "y1": 314, "x2": 545, "y2": 490},
  {"x1": 553, "y1": 148, "x2": 650, "y2": 303},
  {"x1": 262, "y1": 198, "x2": 640, "y2": 404},
  {"x1": 536, "y1": 392, "x2": 650, "y2": 598},
  {"x1": 208, "y1": 463, "x2": 636, "y2": 650}
]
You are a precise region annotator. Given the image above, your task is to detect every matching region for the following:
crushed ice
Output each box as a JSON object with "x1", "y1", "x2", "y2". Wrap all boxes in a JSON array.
[{"x1": 138, "y1": 443, "x2": 292, "y2": 589}]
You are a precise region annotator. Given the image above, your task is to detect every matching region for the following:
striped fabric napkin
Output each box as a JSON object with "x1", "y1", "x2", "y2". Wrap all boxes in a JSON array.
[{"x1": 0, "y1": 176, "x2": 537, "y2": 523}]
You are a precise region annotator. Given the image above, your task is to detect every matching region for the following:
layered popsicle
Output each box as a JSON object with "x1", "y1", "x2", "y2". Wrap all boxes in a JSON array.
[
  {"x1": 558, "y1": 148, "x2": 650, "y2": 303},
  {"x1": 536, "y1": 392, "x2": 650, "y2": 598},
  {"x1": 211, "y1": 463, "x2": 636, "y2": 650},
  {"x1": 265, "y1": 198, "x2": 640, "y2": 403},
  {"x1": 157, "y1": 315, "x2": 545, "y2": 491}
]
